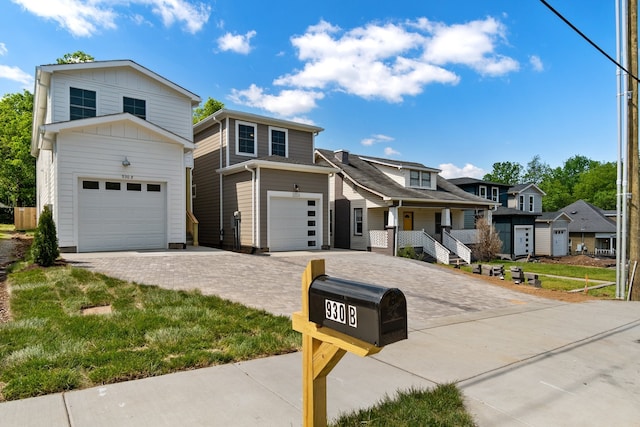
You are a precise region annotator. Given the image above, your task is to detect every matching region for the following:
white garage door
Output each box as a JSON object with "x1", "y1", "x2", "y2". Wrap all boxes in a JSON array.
[
  {"x1": 269, "y1": 196, "x2": 320, "y2": 251},
  {"x1": 514, "y1": 225, "x2": 533, "y2": 257},
  {"x1": 78, "y1": 179, "x2": 166, "y2": 252},
  {"x1": 553, "y1": 229, "x2": 567, "y2": 256}
]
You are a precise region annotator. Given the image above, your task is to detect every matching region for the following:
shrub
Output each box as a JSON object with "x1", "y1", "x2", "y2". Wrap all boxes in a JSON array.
[
  {"x1": 474, "y1": 217, "x2": 502, "y2": 262},
  {"x1": 31, "y1": 205, "x2": 59, "y2": 266}
]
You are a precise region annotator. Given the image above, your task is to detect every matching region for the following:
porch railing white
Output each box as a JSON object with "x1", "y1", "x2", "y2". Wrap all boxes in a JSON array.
[
  {"x1": 449, "y1": 229, "x2": 478, "y2": 244},
  {"x1": 443, "y1": 230, "x2": 472, "y2": 265},
  {"x1": 595, "y1": 248, "x2": 615, "y2": 256},
  {"x1": 398, "y1": 230, "x2": 451, "y2": 264},
  {"x1": 369, "y1": 230, "x2": 388, "y2": 248}
]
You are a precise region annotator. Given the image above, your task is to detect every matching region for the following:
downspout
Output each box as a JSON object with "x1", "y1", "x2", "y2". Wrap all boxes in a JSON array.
[{"x1": 245, "y1": 164, "x2": 256, "y2": 249}]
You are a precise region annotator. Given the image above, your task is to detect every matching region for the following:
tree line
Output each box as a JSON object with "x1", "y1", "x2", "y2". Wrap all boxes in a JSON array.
[{"x1": 483, "y1": 155, "x2": 616, "y2": 212}]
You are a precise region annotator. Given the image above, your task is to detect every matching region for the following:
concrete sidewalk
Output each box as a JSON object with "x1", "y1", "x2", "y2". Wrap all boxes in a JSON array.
[{"x1": 2, "y1": 300, "x2": 639, "y2": 426}]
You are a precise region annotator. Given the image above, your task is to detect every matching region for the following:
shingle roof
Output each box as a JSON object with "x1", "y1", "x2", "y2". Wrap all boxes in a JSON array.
[
  {"x1": 315, "y1": 149, "x2": 496, "y2": 207},
  {"x1": 448, "y1": 177, "x2": 508, "y2": 187},
  {"x1": 492, "y1": 206, "x2": 541, "y2": 217},
  {"x1": 560, "y1": 200, "x2": 616, "y2": 233}
]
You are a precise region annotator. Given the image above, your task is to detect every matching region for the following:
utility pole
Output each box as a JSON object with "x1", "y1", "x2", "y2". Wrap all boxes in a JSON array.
[{"x1": 628, "y1": 0, "x2": 640, "y2": 300}]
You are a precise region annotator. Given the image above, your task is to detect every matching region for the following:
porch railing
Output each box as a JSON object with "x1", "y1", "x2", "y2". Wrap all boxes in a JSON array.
[
  {"x1": 369, "y1": 230, "x2": 388, "y2": 248},
  {"x1": 595, "y1": 248, "x2": 615, "y2": 256},
  {"x1": 186, "y1": 210, "x2": 199, "y2": 247},
  {"x1": 398, "y1": 230, "x2": 451, "y2": 264},
  {"x1": 443, "y1": 230, "x2": 472, "y2": 264}
]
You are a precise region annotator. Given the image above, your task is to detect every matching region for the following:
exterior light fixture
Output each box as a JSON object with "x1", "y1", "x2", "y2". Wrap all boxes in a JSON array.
[
  {"x1": 294, "y1": 184, "x2": 300, "y2": 192},
  {"x1": 122, "y1": 156, "x2": 131, "y2": 167}
]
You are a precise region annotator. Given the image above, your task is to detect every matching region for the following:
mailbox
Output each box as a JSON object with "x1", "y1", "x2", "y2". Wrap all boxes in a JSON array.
[{"x1": 308, "y1": 275, "x2": 407, "y2": 347}]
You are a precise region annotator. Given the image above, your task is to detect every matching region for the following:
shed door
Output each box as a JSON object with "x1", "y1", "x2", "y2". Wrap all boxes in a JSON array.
[
  {"x1": 553, "y1": 229, "x2": 567, "y2": 256},
  {"x1": 514, "y1": 225, "x2": 533, "y2": 257},
  {"x1": 269, "y1": 196, "x2": 320, "y2": 251},
  {"x1": 78, "y1": 179, "x2": 166, "y2": 252}
]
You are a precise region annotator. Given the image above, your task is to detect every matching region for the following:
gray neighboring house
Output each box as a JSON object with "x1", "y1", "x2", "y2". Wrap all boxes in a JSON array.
[
  {"x1": 535, "y1": 211, "x2": 572, "y2": 257},
  {"x1": 561, "y1": 200, "x2": 616, "y2": 256},
  {"x1": 315, "y1": 149, "x2": 496, "y2": 264}
]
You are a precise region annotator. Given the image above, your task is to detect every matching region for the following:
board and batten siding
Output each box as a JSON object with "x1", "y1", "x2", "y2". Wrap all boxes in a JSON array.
[
  {"x1": 193, "y1": 121, "x2": 223, "y2": 246},
  {"x1": 55, "y1": 127, "x2": 185, "y2": 249},
  {"x1": 258, "y1": 169, "x2": 329, "y2": 249},
  {"x1": 50, "y1": 68, "x2": 194, "y2": 141},
  {"x1": 535, "y1": 222, "x2": 552, "y2": 256}
]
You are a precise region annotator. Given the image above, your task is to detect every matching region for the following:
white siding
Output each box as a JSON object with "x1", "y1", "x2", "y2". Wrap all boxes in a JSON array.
[
  {"x1": 49, "y1": 68, "x2": 193, "y2": 141},
  {"x1": 54, "y1": 126, "x2": 185, "y2": 249},
  {"x1": 535, "y1": 223, "x2": 551, "y2": 256}
]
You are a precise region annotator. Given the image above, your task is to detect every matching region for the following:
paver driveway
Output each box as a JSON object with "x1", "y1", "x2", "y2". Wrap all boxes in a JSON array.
[{"x1": 63, "y1": 248, "x2": 557, "y2": 329}]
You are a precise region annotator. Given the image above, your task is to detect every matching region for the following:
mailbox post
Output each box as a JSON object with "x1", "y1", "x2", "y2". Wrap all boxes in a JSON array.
[{"x1": 292, "y1": 259, "x2": 407, "y2": 427}]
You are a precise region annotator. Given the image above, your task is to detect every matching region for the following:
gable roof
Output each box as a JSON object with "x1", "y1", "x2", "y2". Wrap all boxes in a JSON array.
[
  {"x1": 536, "y1": 211, "x2": 572, "y2": 223},
  {"x1": 508, "y1": 183, "x2": 546, "y2": 196},
  {"x1": 560, "y1": 200, "x2": 616, "y2": 233},
  {"x1": 315, "y1": 149, "x2": 496, "y2": 207},
  {"x1": 194, "y1": 108, "x2": 324, "y2": 134}
]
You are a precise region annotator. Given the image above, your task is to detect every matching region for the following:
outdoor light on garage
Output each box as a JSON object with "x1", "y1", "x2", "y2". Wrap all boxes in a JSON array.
[
  {"x1": 294, "y1": 184, "x2": 300, "y2": 192},
  {"x1": 122, "y1": 156, "x2": 131, "y2": 167}
]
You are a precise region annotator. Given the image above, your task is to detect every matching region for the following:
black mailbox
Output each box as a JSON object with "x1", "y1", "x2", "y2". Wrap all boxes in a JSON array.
[{"x1": 308, "y1": 275, "x2": 407, "y2": 347}]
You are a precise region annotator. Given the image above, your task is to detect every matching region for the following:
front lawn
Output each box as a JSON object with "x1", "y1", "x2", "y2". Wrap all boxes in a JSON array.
[{"x1": 0, "y1": 265, "x2": 300, "y2": 401}]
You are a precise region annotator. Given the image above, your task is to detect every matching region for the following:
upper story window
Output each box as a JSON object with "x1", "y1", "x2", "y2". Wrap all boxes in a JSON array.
[
  {"x1": 479, "y1": 185, "x2": 487, "y2": 198},
  {"x1": 236, "y1": 120, "x2": 257, "y2": 156},
  {"x1": 519, "y1": 195, "x2": 525, "y2": 211},
  {"x1": 409, "y1": 170, "x2": 431, "y2": 188},
  {"x1": 491, "y1": 187, "x2": 499, "y2": 202},
  {"x1": 529, "y1": 195, "x2": 535, "y2": 212},
  {"x1": 70, "y1": 87, "x2": 96, "y2": 120},
  {"x1": 123, "y1": 97, "x2": 146, "y2": 120},
  {"x1": 269, "y1": 127, "x2": 288, "y2": 157}
]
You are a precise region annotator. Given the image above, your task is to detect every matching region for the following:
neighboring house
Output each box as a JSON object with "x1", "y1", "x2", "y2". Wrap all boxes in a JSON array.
[
  {"x1": 31, "y1": 60, "x2": 200, "y2": 252},
  {"x1": 561, "y1": 200, "x2": 617, "y2": 256},
  {"x1": 192, "y1": 109, "x2": 336, "y2": 252},
  {"x1": 314, "y1": 149, "x2": 497, "y2": 264},
  {"x1": 449, "y1": 178, "x2": 567, "y2": 259},
  {"x1": 535, "y1": 211, "x2": 572, "y2": 257}
]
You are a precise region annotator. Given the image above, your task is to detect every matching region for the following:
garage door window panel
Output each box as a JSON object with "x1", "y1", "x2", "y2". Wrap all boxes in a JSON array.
[
  {"x1": 106, "y1": 182, "x2": 121, "y2": 190},
  {"x1": 127, "y1": 183, "x2": 142, "y2": 191}
]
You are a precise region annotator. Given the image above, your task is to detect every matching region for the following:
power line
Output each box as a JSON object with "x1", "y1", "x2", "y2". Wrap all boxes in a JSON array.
[{"x1": 539, "y1": 0, "x2": 640, "y2": 82}]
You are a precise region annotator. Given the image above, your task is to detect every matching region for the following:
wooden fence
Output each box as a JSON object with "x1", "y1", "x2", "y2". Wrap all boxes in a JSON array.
[{"x1": 14, "y1": 207, "x2": 37, "y2": 230}]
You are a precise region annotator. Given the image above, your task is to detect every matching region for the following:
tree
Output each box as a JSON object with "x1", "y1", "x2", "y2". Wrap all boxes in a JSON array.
[
  {"x1": 522, "y1": 155, "x2": 551, "y2": 184},
  {"x1": 31, "y1": 205, "x2": 59, "y2": 266},
  {"x1": 0, "y1": 90, "x2": 35, "y2": 206},
  {"x1": 483, "y1": 161, "x2": 523, "y2": 185},
  {"x1": 193, "y1": 97, "x2": 224, "y2": 124},
  {"x1": 474, "y1": 217, "x2": 502, "y2": 262},
  {"x1": 573, "y1": 162, "x2": 617, "y2": 210},
  {"x1": 56, "y1": 51, "x2": 94, "y2": 64}
]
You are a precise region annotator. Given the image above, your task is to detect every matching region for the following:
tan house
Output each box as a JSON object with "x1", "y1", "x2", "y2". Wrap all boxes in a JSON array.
[{"x1": 192, "y1": 110, "x2": 336, "y2": 252}]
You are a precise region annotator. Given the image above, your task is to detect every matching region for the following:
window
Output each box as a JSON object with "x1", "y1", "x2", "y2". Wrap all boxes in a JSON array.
[
  {"x1": 147, "y1": 184, "x2": 161, "y2": 192},
  {"x1": 70, "y1": 87, "x2": 96, "y2": 120},
  {"x1": 529, "y1": 195, "x2": 535, "y2": 212},
  {"x1": 127, "y1": 183, "x2": 142, "y2": 191},
  {"x1": 82, "y1": 180, "x2": 99, "y2": 189},
  {"x1": 236, "y1": 121, "x2": 256, "y2": 156},
  {"x1": 123, "y1": 97, "x2": 146, "y2": 119},
  {"x1": 106, "y1": 182, "x2": 121, "y2": 190},
  {"x1": 354, "y1": 208, "x2": 363, "y2": 235},
  {"x1": 269, "y1": 127, "x2": 288, "y2": 157},
  {"x1": 519, "y1": 195, "x2": 524, "y2": 211},
  {"x1": 491, "y1": 187, "x2": 499, "y2": 202},
  {"x1": 479, "y1": 185, "x2": 487, "y2": 199},
  {"x1": 409, "y1": 170, "x2": 431, "y2": 188}
]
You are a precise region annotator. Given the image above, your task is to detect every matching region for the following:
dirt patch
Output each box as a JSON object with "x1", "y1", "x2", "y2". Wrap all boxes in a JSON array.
[
  {"x1": 537, "y1": 254, "x2": 616, "y2": 268},
  {"x1": 0, "y1": 232, "x2": 33, "y2": 323},
  {"x1": 81, "y1": 305, "x2": 113, "y2": 315}
]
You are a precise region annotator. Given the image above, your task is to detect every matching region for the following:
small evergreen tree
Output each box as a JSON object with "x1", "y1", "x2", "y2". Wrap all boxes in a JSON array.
[{"x1": 31, "y1": 205, "x2": 59, "y2": 266}]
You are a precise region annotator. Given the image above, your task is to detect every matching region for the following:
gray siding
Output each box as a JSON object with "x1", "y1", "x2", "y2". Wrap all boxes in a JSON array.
[
  {"x1": 193, "y1": 122, "x2": 222, "y2": 246},
  {"x1": 222, "y1": 171, "x2": 253, "y2": 248}
]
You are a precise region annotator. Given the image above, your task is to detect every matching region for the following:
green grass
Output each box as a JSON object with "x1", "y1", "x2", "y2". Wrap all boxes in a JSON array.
[
  {"x1": 459, "y1": 260, "x2": 617, "y2": 298},
  {"x1": 0, "y1": 224, "x2": 14, "y2": 238},
  {"x1": 330, "y1": 384, "x2": 476, "y2": 427},
  {"x1": 0, "y1": 265, "x2": 301, "y2": 401}
]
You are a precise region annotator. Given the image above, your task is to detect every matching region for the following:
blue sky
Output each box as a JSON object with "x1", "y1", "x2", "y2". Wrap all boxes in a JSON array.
[{"x1": 0, "y1": 0, "x2": 617, "y2": 178}]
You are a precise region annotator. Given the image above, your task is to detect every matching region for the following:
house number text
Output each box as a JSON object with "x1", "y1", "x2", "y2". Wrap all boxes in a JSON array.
[
  {"x1": 325, "y1": 299, "x2": 357, "y2": 328},
  {"x1": 121, "y1": 174, "x2": 134, "y2": 180}
]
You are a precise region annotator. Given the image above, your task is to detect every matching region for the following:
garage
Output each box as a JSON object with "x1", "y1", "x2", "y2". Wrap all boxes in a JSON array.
[
  {"x1": 78, "y1": 179, "x2": 166, "y2": 252},
  {"x1": 268, "y1": 195, "x2": 320, "y2": 251},
  {"x1": 514, "y1": 225, "x2": 533, "y2": 257}
]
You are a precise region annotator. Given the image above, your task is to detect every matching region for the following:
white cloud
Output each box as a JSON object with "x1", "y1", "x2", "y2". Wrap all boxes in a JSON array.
[
  {"x1": 384, "y1": 147, "x2": 401, "y2": 156},
  {"x1": 0, "y1": 43, "x2": 7, "y2": 56},
  {"x1": 361, "y1": 134, "x2": 394, "y2": 146},
  {"x1": 0, "y1": 65, "x2": 34, "y2": 87},
  {"x1": 217, "y1": 30, "x2": 257, "y2": 54},
  {"x1": 10, "y1": 0, "x2": 210, "y2": 37},
  {"x1": 229, "y1": 83, "x2": 324, "y2": 117},
  {"x1": 529, "y1": 55, "x2": 544, "y2": 72},
  {"x1": 438, "y1": 163, "x2": 486, "y2": 179}
]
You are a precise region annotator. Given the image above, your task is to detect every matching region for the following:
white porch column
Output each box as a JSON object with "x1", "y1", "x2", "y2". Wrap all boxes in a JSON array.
[{"x1": 388, "y1": 206, "x2": 398, "y2": 227}]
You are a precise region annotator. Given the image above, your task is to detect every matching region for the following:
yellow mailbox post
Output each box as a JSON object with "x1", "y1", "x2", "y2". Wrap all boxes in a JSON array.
[{"x1": 292, "y1": 259, "x2": 407, "y2": 427}]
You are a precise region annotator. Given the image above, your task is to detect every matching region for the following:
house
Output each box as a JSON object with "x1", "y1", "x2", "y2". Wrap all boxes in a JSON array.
[
  {"x1": 192, "y1": 110, "x2": 336, "y2": 252},
  {"x1": 31, "y1": 60, "x2": 200, "y2": 252},
  {"x1": 449, "y1": 178, "x2": 569, "y2": 259},
  {"x1": 314, "y1": 149, "x2": 497, "y2": 264},
  {"x1": 561, "y1": 200, "x2": 616, "y2": 256}
]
